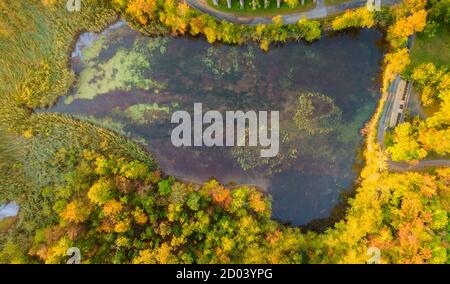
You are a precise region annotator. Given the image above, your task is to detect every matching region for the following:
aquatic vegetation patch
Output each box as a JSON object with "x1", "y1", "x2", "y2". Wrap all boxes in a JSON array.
[
  {"x1": 231, "y1": 93, "x2": 345, "y2": 173},
  {"x1": 294, "y1": 93, "x2": 342, "y2": 135},
  {"x1": 67, "y1": 36, "x2": 168, "y2": 104},
  {"x1": 120, "y1": 103, "x2": 172, "y2": 125},
  {"x1": 81, "y1": 35, "x2": 108, "y2": 64},
  {"x1": 47, "y1": 24, "x2": 383, "y2": 225},
  {"x1": 202, "y1": 46, "x2": 256, "y2": 78}
]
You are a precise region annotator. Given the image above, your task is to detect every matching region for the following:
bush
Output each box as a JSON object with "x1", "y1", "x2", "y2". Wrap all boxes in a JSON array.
[
  {"x1": 331, "y1": 8, "x2": 375, "y2": 31},
  {"x1": 284, "y1": 0, "x2": 299, "y2": 8}
]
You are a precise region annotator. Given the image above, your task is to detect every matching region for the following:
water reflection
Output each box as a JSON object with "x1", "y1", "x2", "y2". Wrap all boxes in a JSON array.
[
  {"x1": 0, "y1": 202, "x2": 19, "y2": 221},
  {"x1": 46, "y1": 21, "x2": 383, "y2": 225}
]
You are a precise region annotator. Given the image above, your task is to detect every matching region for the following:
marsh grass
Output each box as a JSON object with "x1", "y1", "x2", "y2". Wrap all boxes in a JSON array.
[
  {"x1": 0, "y1": 217, "x2": 16, "y2": 233},
  {"x1": 0, "y1": 0, "x2": 116, "y2": 128},
  {"x1": 0, "y1": 112, "x2": 157, "y2": 243},
  {"x1": 0, "y1": 1, "x2": 158, "y2": 241},
  {"x1": 0, "y1": 127, "x2": 23, "y2": 170}
]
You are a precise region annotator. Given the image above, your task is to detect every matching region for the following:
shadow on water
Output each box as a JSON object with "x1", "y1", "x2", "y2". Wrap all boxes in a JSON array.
[
  {"x1": 301, "y1": 145, "x2": 366, "y2": 232},
  {"x1": 43, "y1": 20, "x2": 385, "y2": 226}
]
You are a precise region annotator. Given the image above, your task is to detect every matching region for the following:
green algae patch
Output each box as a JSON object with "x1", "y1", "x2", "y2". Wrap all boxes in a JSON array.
[
  {"x1": 82, "y1": 35, "x2": 107, "y2": 64},
  {"x1": 121, "y1": 103, "x2": 171, "y2": 125},
  {"x1": 294, "y1": 93, "x2": 342, "y2": 135},
  {"x1": 67, "y1": 37, "x2": 168, "y2": 104}
]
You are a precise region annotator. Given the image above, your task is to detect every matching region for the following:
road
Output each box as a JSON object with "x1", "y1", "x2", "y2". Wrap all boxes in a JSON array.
[
  {"x1": 377, "y1": 36, "x2": 450, "y2": 171},
  {"x1": 186, "y1": 1, "x2": 450, "y2": 172},
  {"x1": 388, "y1": 159, "x2": 450, "y2": 172},
  {"x1": 185, "y1": 0, "x2": 401, "y2": 25}
]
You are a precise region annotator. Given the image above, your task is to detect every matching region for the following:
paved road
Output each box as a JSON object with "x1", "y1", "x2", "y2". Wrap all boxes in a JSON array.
[
  {"x1": 388, "y1": 159, "x2": 450, "y2": 172},
  {"x1": 186, "y1": 1, "x2": 450, "y2": 172},
  {"x1": 377, "y1": 37, "x2": 450, "y2": 171},
  {"x1": 186, "y1": 0, "x2": 401, "y2": 25}
]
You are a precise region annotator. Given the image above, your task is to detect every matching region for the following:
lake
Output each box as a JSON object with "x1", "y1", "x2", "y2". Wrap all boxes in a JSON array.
[{"x1": 47, "y1": 21, "x2": 384, "y2": 225}]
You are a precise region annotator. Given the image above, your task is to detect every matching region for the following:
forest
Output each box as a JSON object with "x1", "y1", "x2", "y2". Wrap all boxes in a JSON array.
[{"x1": 0, "y1": 0, "x2": 449, "y2": 264}]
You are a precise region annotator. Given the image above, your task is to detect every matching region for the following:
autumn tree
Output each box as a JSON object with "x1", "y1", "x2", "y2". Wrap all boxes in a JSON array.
[
  {"x1": 126, "y1": 0, "x2": 158, "y2": 25},
  {"x1": 383, "y1": 48, "x2": 411, "y2": 91},
  {"x1": 60, "y1": 199, "x2": 92, "y2": 223},
  {"x1": 331, "y1": 8, "x2": 375, "y2": 31},
  {"x1": 388, "y1": 122, "x2": 427, "y2": 161},
  {"x1": 387, "y1": 9, "x2": 428, "y2": 47}
]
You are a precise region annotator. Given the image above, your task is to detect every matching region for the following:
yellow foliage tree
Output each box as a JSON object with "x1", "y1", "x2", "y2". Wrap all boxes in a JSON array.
[
  {"x1": 132, "y1": 207, "x2": 148, "y2": 224},
  {"x1": 248, "y1": 190, "x2": 267, "y2": 213},
  {"x1": 132, "y1": 249, "x2": 155, "y2": 264},
  {"x1": 388, "y1": 10, "x2": 427, "y2": 45},
  {"x1": 114, "y1": 218, "x2": 131, "y2": 233},
  {"x1": 60, "y1": 199, "x2": 92, "y2": 224},
  {"x1": 102, "y1": 199, "x2": 123, "y2": 218},
  {"x1": 382, "y1": 48, "x2": 411, "y2": 91},
  {"x1": 331, "y1": 8, "x2": 374, "y2": 31},
  {"x1": 126, "y1": 0, "x2": 158, "y2": 25},
  {"x1": 44, "y1": 237, "x2": 71, "y2": 264},
  {"x1": 88, "y1": 178, "x2": 113, "y2": 206}
]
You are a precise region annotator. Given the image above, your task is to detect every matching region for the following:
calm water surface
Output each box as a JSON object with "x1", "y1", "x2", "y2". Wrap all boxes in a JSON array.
[{"x1": 47, "y1": 21, "x2": 384, "y2": 225}]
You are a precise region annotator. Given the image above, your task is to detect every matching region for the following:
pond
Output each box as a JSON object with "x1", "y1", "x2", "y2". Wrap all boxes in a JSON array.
[
  {"x1": 46, "y1": 21, "x2": 384, "y2": 225},
  {"x1": 0, "y1": 202, "x2": 19, "y2": 221}
]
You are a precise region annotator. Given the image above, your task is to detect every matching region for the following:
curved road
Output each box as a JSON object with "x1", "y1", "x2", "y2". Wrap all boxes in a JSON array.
[
  {"x1": 186, "y1": 0, "x2": 401, "y2": 25},
  {"x1": 187, "y1": 0, "x2": 449, "y2": 172}
]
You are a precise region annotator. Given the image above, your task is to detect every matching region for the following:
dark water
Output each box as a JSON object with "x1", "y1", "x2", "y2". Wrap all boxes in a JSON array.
[{"x1": 47, "y1": 21, "x2": 384, "y2": 225}]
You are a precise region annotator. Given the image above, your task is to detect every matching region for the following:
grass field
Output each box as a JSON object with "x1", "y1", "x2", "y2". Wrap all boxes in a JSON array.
[
  {"x1": 0, "y1": 0, "x2": 145, "y2": 243},
  {"x1": 0, "y1": 218, "x2": 16, "y2": 234},
  {"x1": 207, "y1": 0, "x2": 315, "y2": 17},
  {"x1": 410, "y1": 27, "x2": 450, "y2": 68}
]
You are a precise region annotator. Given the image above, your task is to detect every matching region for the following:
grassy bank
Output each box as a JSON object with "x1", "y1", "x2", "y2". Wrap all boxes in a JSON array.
[
  {"x1": 0, "y1": 218, "x2": 16, "y2": 234},
  {"x1": 410, "y1": 26, "x2": 450, "y2": 68},
  {"x1": 0, "y1": 0, "x2": 116, "y2": 129}
]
